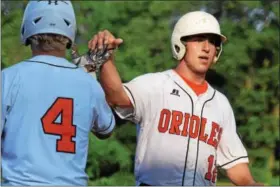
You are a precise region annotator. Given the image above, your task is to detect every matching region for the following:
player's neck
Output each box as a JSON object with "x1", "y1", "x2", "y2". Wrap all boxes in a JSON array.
[
  {"x1": 32, "y1": 50, "x2": 66, "y2": 58},
  {"x1": 175, "y1": 60, "x2": 206, "y2": 85}
]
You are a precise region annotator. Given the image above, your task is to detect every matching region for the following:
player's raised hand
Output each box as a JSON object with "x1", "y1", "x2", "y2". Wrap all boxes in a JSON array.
[{"x1": 88, "y1": 30, "x2": 123, "y2": 53}]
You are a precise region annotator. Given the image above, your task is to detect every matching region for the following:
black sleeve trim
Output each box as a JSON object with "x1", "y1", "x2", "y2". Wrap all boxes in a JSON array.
[
  {"x1": 218, "y1": 156, "x2": 248, "y2": 168},
  {"x1": 123, "y1": 85, "x2": 136, "y2": 118},
  {"x1": 94, "y1": 115, "x2": 114, "y2": 134}
]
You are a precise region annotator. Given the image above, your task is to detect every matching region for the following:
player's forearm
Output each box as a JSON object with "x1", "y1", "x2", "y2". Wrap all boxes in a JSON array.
[
  {"x1": 99, "y1": 58, "x2": 131, "y2": 107},
  {"x1": 226, "y1": 163, "x2": 263, "y2": 186},
  {"x1": 230, "y1": 178, "x2": 260, "y2": 186}
]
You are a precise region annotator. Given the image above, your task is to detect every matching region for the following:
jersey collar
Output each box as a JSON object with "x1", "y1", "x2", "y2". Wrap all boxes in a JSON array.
[
  {"x1": 165, "y1": 69, "x2": 215, "y2": 100},
  {"x1": 26, "y1": 55, "x2": 78, "y2": 68}
]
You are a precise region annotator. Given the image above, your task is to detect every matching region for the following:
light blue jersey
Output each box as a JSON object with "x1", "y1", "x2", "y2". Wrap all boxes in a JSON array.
[{"x1": 1, "y1": 55, "x2": 115, "y2": 186}]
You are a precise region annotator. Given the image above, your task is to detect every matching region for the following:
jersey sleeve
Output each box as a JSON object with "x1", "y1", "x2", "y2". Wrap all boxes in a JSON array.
[
  {"x1": 91, "y1": 81, "x2": 115, "y2": 135},
  {"x1": 216, "y1": 101, "x2": 249, "y2": 170},
  {"x1": 114, "y1": 73, "x2": 157, "y2": 124},
  {"x1": 1, "y1": 71, "x2": 7, "y2": 134},
  {"x1": 1, "y1": 68, "x2": 20, "y2": 135}
]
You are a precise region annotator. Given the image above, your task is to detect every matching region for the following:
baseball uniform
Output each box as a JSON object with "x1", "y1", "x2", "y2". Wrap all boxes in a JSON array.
[
  {"x1": 1, "y1": 55, "x2": 115, "y2": 186},
  {"x1": 114, "y1": 69, "x2": 248, "y2": 186}
]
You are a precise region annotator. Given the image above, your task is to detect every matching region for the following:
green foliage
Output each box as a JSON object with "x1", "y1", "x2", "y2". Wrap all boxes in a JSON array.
[
  {"x1": 88, "y1": 172, "x2": 135, "y2": 186},
  {"x1": 114, "y1": 122, "x2": 137, "y2": 152},
  {"x1": 86, "y1": 134, "x2": 132, "y2": 180},
  {"x1": 1, "y1": 0, "x2": 279, "y2": 186}
]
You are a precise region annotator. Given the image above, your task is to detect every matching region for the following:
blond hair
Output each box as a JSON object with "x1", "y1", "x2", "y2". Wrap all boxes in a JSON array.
[{"x1": 29, "y1": 34, "x2": 70, "y2": 52}]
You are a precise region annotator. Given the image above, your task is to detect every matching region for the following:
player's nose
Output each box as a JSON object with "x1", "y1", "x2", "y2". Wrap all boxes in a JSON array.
[{"x1": 202, "y1": 40, "x2": 210, "y2": 53}]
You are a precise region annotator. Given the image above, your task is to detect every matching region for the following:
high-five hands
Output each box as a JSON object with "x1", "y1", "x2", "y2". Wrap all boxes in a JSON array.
[
  {"x1": 71, "y1": 30, "x2": 123, "y2": 74},
  {"x1": 88, "y1": 30, "x2": 123, "y2": 54}
]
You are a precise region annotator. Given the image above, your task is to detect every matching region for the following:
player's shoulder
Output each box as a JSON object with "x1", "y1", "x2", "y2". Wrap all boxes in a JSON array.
[
  {"x1": 129, "y1": 70, "x2": 170, "y2": 85},
  {"x1": 2, "y1": 60, "x2": 29, "y2": 77},
  {"x1": 214, "y1": 89, "x2": 228, "y2": 101},
  {"x1": 75, "y1": 70, "x2": 100, "y2": 87},
  {"x1": 79, "y1": 72, "x2": 104, "y2": 95},
  {"x1": 213, "y1": 89, "x2": 233, "y2": 110}
]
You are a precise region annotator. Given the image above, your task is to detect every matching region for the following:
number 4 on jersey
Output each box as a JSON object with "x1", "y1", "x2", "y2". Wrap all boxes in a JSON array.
[{"x1": 41, "y1": 97, "x2": 76, "y2": 154}]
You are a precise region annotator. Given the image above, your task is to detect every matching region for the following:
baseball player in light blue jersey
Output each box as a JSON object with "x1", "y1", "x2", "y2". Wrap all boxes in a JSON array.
[{"x1": 1, "y1": 0, "x2": 115, "y2": 186}]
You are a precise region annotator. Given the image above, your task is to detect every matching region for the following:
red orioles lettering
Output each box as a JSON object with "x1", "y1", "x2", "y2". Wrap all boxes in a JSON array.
[{"x1": 158, "y1": 109, "x2": 223, "y2": 149}]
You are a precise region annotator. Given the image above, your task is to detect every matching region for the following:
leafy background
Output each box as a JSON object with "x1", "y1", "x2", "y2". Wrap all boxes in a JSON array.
[{"x1": 1, "y1": 0, "x2": 279, "y2": 186}]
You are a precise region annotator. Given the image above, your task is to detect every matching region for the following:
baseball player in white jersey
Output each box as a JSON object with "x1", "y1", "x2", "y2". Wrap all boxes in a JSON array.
[{"x1": 87, "y1": 11, "x2": 263, "y2": 186}]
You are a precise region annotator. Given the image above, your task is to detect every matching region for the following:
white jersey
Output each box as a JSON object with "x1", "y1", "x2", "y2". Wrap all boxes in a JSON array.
[{"x1": 114, "y1": 69, "x2": 249, "y2": 186}]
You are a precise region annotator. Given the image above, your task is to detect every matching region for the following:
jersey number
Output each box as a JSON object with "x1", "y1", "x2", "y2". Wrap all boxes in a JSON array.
[
  {"x1": 41, "y1": 97, "x2": 76, "y2": 154},
  {"x1": 205, "y1": 155, "x2": 217, "y2": 183}
]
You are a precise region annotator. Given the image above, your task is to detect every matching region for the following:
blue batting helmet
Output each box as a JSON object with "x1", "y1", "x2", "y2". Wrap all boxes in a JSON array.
[{"x1": 20, "y1": 0, "x2": 76, "y2": 48}]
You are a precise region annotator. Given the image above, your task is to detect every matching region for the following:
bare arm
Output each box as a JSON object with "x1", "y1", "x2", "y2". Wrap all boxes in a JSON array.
[
  {"x1": 99, "y1": 58, "x2": 131, "y2": 108},
  {"x1": 88, "y1": 30, "x2": 132, "y2": 108},
  {"x1": 226, "y1": 163, "x2": 264, "y2": 186}
]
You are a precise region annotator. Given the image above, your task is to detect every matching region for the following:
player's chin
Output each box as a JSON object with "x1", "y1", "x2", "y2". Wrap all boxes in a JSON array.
[{"x1": 195, "y1": 66, "x2": 210, "y2": 74}]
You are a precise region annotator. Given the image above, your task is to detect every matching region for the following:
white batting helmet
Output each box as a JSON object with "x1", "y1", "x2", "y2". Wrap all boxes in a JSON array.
[
  {"x1": 20, "y1": 0, "x2": 76, "y2": 49},
  {"x1": 171, "y1": 11, "x2": 227, "y2": 63}
]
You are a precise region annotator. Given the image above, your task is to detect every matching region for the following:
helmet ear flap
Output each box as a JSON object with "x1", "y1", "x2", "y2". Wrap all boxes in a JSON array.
[
  {"x1": 171, "y1": 36, "x2": 186, "y2": 61},
  {"x1": 25, "y1": 38, "x2": 31, "y2": 46},
  {"x1": 66, "y1": 41, "x2": 72, "y2": 49},
  {"x1": 213, "y1": 44, "x2": 223, "y2": 64}
]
